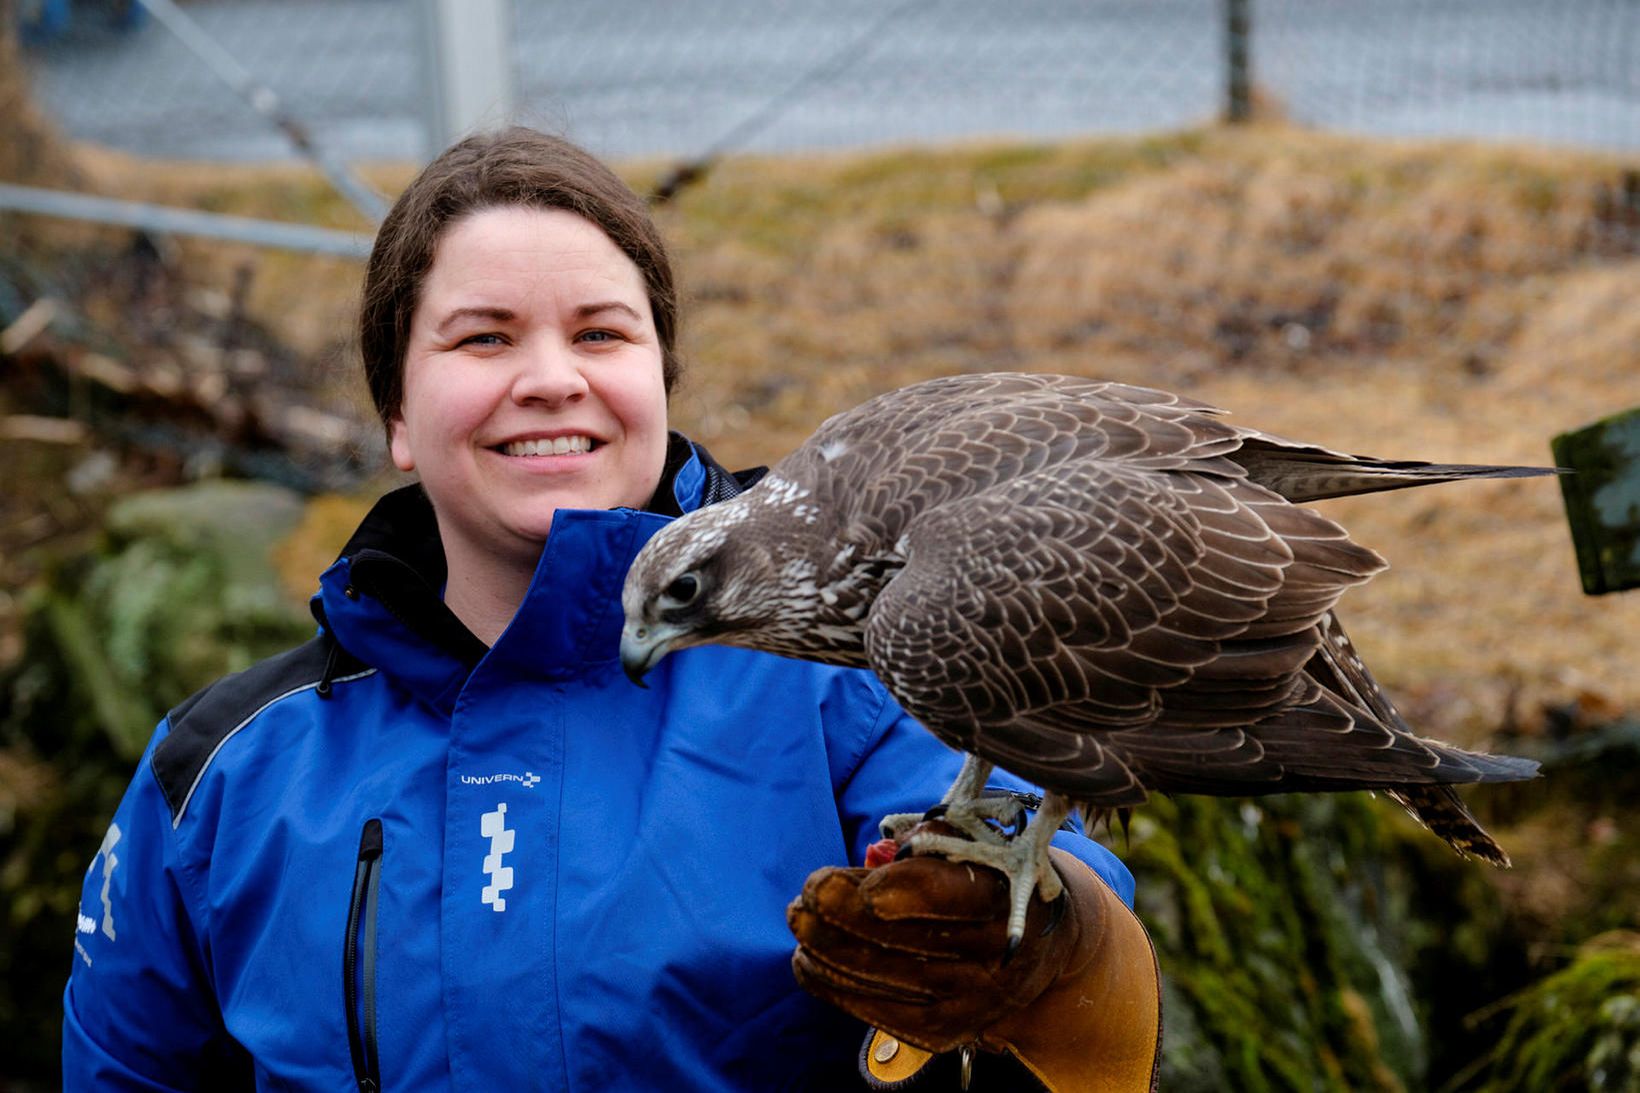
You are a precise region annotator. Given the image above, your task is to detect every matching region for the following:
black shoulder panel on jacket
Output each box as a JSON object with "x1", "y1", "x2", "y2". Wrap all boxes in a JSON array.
[{"x1": 152, "y1": 636, "x2": 355, "y2": 824}]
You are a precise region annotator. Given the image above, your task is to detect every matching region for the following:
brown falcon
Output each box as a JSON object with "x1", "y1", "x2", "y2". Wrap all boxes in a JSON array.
[{"x1": 620, "y1": 373, "x2": 1545, "y2": 949}]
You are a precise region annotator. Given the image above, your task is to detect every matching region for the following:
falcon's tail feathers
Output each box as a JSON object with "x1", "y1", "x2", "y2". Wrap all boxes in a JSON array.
[
  {"x1": 1434, "y1": 747, "x2": 1541, "y2": 784},
  {"x1": 1383, "y1": 784, "x2": 1515, "y2": 867},
  {"x1": 1232, "y1": 444, "x2": 1561, "y2": 504}
]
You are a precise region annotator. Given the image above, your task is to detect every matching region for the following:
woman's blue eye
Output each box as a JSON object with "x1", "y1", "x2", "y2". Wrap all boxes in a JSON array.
[
  {"x1": 579, "y1": 330, "x2": 615, "y2": 343},
  {"x1": 460, "y1": 333, "x2": 504, "y2": 347}
]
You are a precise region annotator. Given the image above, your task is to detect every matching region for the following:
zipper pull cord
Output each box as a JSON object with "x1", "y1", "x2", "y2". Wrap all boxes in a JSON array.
[{"x1": 316, "y1": 637, "x2": 343, "y2": 699}]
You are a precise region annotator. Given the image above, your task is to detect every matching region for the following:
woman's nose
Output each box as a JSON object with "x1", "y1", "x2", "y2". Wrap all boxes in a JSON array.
[{"x1": 512, "y1": 341, "x2": 589, "y2": 407}]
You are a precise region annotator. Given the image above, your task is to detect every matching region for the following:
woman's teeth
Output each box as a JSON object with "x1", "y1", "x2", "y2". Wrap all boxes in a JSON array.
[{"x1": 502, "y1": 436, "x2": 593, "y2": 456}]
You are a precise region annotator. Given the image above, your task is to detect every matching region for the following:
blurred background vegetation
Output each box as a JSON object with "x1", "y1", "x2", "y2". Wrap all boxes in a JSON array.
[{"x1": 4, "y1": 1, "x2": 1640, "y2": 1089}]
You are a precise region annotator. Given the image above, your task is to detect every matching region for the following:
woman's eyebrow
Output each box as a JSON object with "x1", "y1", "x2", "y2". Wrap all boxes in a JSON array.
[
  {"x1": 434, "y1": 306, "x2": 515, "y2": 334},
  {"x1": 574, "y1": 301, "x2": 643, "y2": 322}
]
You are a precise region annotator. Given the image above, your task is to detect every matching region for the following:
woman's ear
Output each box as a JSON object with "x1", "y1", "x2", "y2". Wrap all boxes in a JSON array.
[{"x1": 388, "y1": 416, "x2": 415, "y2": 473}]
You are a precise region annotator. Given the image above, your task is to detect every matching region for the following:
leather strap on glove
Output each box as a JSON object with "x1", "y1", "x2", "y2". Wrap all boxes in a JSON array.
[{"x1": 788, "y1": 827, "x2": 1161, "y2": 1091}]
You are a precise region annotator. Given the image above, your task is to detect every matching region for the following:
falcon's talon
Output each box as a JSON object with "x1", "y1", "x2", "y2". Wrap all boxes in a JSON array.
[
  {"x1": 919, "y1": 803, "x2": 949, "y2": 823},
  {"x1": 1001, "y1": 932, "x2": 1023, "y2": 966}
]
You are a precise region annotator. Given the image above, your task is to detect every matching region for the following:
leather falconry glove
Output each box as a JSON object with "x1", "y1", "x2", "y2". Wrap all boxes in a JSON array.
[{"x1": 788, "y1": 822, "x2": 1161, "y2": 1092}]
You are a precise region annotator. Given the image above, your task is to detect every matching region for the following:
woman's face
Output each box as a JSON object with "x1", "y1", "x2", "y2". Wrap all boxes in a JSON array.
[{"x1": 390, "y1": 205, "x2": 669, "y2": 575}]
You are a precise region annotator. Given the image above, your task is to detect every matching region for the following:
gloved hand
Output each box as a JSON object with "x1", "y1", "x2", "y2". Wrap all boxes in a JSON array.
[{"x1": 787, "y1": 821, "x2": 1160, "y2": 1091}]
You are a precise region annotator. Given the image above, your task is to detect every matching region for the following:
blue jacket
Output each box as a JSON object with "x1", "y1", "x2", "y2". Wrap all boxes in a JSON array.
[{"x1": 63, "y1": 438, "x2": 1133, "y2": 1091}]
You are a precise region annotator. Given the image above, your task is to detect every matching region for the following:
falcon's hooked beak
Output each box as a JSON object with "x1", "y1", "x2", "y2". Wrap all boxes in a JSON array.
[{"x1": 619, "y1": 621, "x2": 685, "y2": 688}]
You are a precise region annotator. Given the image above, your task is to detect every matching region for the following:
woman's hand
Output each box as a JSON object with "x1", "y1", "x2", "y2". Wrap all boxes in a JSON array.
[{"x1": 787, "y1": 821, "x2": 1161, "y2": 1091}]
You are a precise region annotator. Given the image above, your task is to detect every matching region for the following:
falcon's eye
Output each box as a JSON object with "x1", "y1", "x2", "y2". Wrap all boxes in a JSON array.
[{"x1": 662, "y1": 573, "x2": 702, "y2": 608}]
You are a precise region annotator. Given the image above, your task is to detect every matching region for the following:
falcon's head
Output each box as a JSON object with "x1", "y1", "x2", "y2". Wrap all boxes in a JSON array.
[
  {"x1": 620, "y1": 482, "x2": 878, "y2": 685},
  {"x1": 620, "y1": 497, "x2": 790, "y2": 685}
]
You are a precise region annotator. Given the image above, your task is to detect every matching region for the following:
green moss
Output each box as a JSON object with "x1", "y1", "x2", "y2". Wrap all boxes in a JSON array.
[
  {"x1": 1466, "y1": 934, "x2": 1640, "y2": 1092},
  {"x1": 1123, "y1": 793, "x2": 1424, "y2": 1091},
  {"x1": 9, "y1": 482, "x2": 312, "y2": 759}
]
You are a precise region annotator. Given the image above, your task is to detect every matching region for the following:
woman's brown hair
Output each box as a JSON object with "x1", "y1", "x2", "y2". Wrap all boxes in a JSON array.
[{"x1": 358, "y1": 127, "x2": 681, "y2": 429}]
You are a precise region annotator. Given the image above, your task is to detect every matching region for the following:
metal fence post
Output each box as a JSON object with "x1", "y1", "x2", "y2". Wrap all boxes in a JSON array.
[
  {"x1": 1225, "y1": 0, "x2": 1252, "y2": 124},
  {"x1": 417, "y1": 0, "x2": 516, "y2": 160}
]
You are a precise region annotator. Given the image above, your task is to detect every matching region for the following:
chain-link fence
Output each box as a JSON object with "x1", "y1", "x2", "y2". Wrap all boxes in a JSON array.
[
  {"x1": 16, "y1": 0, "x2": 1640, "y2": 168},
  {"x1": 21, "y1": 0, "x2": 424, "y2": 162}
]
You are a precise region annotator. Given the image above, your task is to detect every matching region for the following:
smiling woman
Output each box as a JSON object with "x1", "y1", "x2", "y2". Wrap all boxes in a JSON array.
[{"x1": 60, "y1": 128, "x2": 1153, "y2": 1092}]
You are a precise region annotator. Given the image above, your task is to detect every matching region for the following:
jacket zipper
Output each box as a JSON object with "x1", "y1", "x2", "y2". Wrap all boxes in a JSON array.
[{"x1": 345, "y1": 818, "x2": 384, "y2": 1092}]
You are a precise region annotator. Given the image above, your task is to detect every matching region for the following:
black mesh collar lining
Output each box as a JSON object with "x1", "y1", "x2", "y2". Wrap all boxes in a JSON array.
[{"x1": 644, "y1": 431, "x2": 768, "y2": 517}]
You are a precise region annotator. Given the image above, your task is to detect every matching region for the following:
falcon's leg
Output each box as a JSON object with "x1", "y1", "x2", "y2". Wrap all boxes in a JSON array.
[
  {"x1": 940, "y1": 753, "x2": 996, "y2": 807},
  {"x1": 878, "y1": 754, "x2": 996, "y2": 842}
]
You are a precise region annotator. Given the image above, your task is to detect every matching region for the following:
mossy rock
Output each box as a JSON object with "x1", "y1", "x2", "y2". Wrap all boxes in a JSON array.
[
  {"x1": 1124, "y1": 792, "x2": 1428, "y2": 1091},
  {"x1": 10, "y1": 480, "x2": 313, "y2": 761}
]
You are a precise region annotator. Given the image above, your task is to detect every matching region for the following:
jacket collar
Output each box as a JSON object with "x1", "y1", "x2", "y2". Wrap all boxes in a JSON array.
[{"x1": 314, "y1": 433, "x2": 764, "y2": 708}]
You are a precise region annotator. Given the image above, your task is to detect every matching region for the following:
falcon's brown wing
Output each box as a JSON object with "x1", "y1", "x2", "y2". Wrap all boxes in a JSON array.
[{"x1": 860, "y1": 455, "x2": 1440, "y2": 806}]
